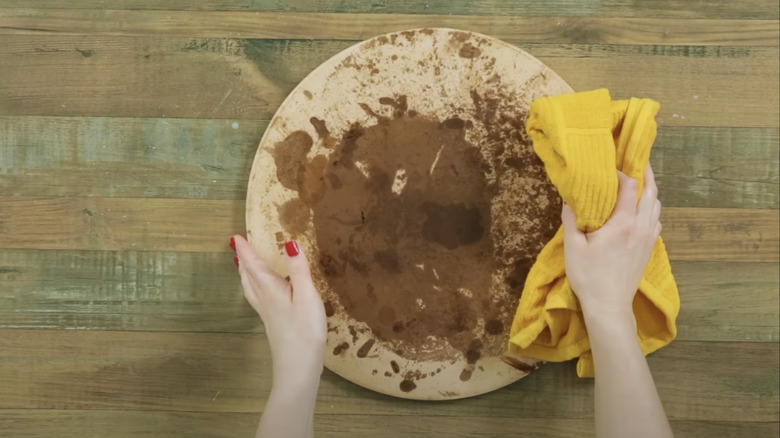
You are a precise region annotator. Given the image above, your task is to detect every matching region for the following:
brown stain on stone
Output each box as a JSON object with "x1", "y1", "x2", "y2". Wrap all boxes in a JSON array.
[
  {"x1": 459, "y1": 368, "x2": 473, "y2": 382},
  {"x1": 332, "y1": 342, "x2": 349, "y2": 355},
  {"x1": 399, "y1": 379, "x2": 417, "y2": 392},
  {"x1": 275, "y1": 88, "x2": 560, "y2": 365},
  {"x1": 324, "y1": 301, "x2": 335, "y2": 317},
  {"x1": 303, "y1": 90, "x2": 313, "y2": 99},
  {"x1": 356, "y1": 339, "x2": 375, "y2": 358},
  {"x1": 459, "y1": 43, "x2": 481, "y2": 59},
  {"x1": 310, "y1": 117, "x2": 330, "y2": 139},
  {"x1": 390, "y1": 360, "x2": 400, "y2": 373},
  {"x1": 271, "y1": 130, "x2": 312, "y2": 190},
  {"x1": 485, "y1": 319, "x2": 504, "y2": 335},
  {"x1": 277, "y1": 198, "x2": 309, "y2": 235}
]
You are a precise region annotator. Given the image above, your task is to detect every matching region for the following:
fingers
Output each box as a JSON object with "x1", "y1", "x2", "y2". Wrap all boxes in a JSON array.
[
  {"x1": 232, "y1": 234, "x2": 286, "y2": 297},
  {"x1": 638, "y1": 163, "x2": 659, "y2": 217},
  {"x1": 284, "y1": 241, "x2": 322, "y2": 310},
  {"x1": 561, "y1": 203, "x2": 587, "y2": 248},
  {"x1": 613, "y1": 171, "x2": 639, "y2": 219}
]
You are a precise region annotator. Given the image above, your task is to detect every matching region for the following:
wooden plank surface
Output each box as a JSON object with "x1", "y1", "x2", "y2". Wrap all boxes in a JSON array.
[
  {"x1": 2, "y1": 0, "x2": 778, "y2": 20},
  {"x1": 1, "y1": 10, "x2": 777, "y2": 46},
  {"x1": 2, "y1": 116, "x2": 777, "y2": 209},
  {"x1": 0, "y1": 329, "x2": 776, "y2": 422},
  {"x1": 0, "y1": 1, "x2": 778, "y2": 436},
  {"x1": 1, "y1": 197, "x2": 777, "y2": 261},
  {"x1": 0, "y1": 411, "x2": 777, "y2": 438},
  {"x1": 1, "y1": 36, "x2": 778, "y2": 127},
  {"x1": 2, "y1": 250, "x2": 777, "y2": 342}
]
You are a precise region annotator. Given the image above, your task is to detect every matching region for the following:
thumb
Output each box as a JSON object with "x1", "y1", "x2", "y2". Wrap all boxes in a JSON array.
[
  {"x1": 613, "y1": 171, "x2": 639, "y2": 219},
  {"x1": 284, "y1": 241, "x2": 320, "y2": 306},
  {"x1": 561, "y1": 203, "x2": 586, "y2": 248}
]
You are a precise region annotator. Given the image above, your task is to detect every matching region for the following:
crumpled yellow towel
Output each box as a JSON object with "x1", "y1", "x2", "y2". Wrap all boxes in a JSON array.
[{"x1": 508, "y1": 89, "x2": 680, "y2": 377}]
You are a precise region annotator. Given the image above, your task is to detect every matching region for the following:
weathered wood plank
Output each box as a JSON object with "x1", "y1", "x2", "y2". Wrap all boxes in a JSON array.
[
  {"x1": 0, "y1": 10, "x2": 777, "y2": 46},
  {"x1": 672, "y1": 261, "x2": 780, "y2": 342},
  {"x1": 1, "y1": 37, "x2": 776, "y2": 127},
  {"x1": 1, "y1": 249, "x2": 776, "y2": 342},
  {"x1": 0, "y1": 197, "x2": 776, "y2": 261},
  {"x1": 0, "y1": 116, "x2": 267, "y2": 200},
  {"x1": 2, "y1": 0, "x2": 778, "y2": 20},
  {"x1": 0, "y1": 329, "x2": 775, "y2": 421},
  {"x1": 2, "y1": 115, "x2": 776, "y2": 209},
  {"x1": 0, "y1": 249, "x2": 259, "y2": 333},
  {"x1": 0, "y1": 411, "x2": 777, "y2": 438}
]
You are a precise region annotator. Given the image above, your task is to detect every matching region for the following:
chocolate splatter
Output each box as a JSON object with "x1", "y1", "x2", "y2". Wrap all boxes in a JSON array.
[
  {"x1": 332, "y1": 342, "x2": 349, "y2": 355},
  {"x1": 390, "y1": 360, "x2": 400, "y2": 373},
  {"x1": 459, "y1": 43, "x2": 481, "y2": 59},
  {"x1": 459, "y1": 368, "x2": 473, "y2": 382},
  {"x1": 356, "y1": 339, "x2": 375, "y2": 358},
  {"x1": 485, "y1": 319, "x2": 504, "y2": 335},
  {"x1": 399, "y1": 379, "x2": 417, "y2": 392},
  {"x1": 274, "y1": 91, "x2": 560, "y2": 364}
]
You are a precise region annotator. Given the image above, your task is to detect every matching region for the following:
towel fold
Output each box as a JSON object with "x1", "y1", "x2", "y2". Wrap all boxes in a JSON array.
[{"x1": 508, "y1": 89, "x2": 680, "y2": 377}]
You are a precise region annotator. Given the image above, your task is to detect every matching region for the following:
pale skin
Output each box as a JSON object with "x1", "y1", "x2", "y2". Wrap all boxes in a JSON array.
[{"x1": 232, "y1": 163, "x2": 673, "y2": 438}]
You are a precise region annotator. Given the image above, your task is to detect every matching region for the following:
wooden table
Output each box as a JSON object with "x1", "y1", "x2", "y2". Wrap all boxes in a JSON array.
[{"x1": 1, "y1": 2, "x2": 778, "y2": 437}]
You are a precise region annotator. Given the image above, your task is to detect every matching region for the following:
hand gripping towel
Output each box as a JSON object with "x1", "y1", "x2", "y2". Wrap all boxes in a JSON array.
[{"x1": 508, "y1": 89, "x2": 680, "y2": 377}]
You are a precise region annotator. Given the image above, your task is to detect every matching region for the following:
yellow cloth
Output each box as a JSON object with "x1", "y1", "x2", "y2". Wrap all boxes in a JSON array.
[{"x1": 508, "y1": 89, "x2": 680, "y2": 377}]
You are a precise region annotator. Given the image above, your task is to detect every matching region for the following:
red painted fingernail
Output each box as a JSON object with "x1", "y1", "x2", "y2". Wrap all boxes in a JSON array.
[
  {"x1": 229, "y1": 236, "x2": 236, "y2": 251},
  {"x1": 285, "y1": 241, "x2": 300, "y2": 257},
  {"x1": 233, "y1": 256, "x2": 239, "y2": 267}
]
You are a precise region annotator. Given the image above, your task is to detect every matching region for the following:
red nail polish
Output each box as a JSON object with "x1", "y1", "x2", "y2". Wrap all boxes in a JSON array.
[
  {"x1": 229, "y1": 236, "x2": 236, "y2": 251},
  {"x1": 233, "y1": 256, "x2": 239, "y2": 267},
  {"x1": 285, "y1": 241, "x2": 300, "y2": 257}
]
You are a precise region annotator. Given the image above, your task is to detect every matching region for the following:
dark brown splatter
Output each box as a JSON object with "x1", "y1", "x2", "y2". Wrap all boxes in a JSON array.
[
  {"x1": 271, "y1": 131, "x2": 312, "y2": 190},
  {"x1": 485, "y1": 319, "x2": 504, "y2": 335},
  {"x1": 303, "y1": 90, "x2": 313, "y2": 99},
  {"x1": 356, "y1": 339, "x2": 375, "y2": 358},
  {"x1": 459, "y1": 368, "x2": 473, "y2": 381},
  {"x1": 459, "y1": 43, "x2": 481, "y2": 59},
  {"x1": 400, "y1": 379, "x2": 417, "y2": 392},
  {"x1": 277, "y1": 199, "x2": 309, "y2": 236},
  {"x1": 324, "y1": 301, "x2": 335, "y2": 317},
  {"x1": 310, "y1": 117, "x2": 330, "y2": 139},
  {"x1": 390, "y1": 360, "x2": 400, "y2": 373},
  {"x1": 332, "y1": 342, "x2": 349, "y2": 355}
]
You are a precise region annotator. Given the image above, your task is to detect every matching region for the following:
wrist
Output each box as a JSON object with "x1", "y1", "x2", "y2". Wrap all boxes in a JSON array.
[{"x1": 581, "y1": 304, "x2": 637, "y2": 345}]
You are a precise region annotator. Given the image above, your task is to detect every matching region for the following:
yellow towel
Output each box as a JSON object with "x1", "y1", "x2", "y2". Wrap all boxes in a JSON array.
[{"x1": 508, "y1": 89, "x2": 680, "y2": 377}]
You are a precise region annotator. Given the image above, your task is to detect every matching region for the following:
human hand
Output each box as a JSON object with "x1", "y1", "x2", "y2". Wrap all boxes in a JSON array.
[
  {"x1": 231, "y1": 235, "x2": 327, "y2": 387},
  {"x1": 561, "y1": 164, "x2": 662, "y2": 320}
]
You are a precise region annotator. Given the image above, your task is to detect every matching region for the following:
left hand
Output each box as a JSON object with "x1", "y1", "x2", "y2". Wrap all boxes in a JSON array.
[{"x1": 231, "y1": 235, "x2": 327, "y2": 386}]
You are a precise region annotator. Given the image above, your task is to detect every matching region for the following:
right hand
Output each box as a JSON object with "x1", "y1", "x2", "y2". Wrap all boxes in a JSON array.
[{"x1": 561, "y1": 164, "x2": 662, "y2": 318}]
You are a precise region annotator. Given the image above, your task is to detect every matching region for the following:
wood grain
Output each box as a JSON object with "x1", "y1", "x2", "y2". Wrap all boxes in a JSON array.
[
  {"x1": 2, "y1": 116, "x2": 777, "y2": 209},
  {"x1": 0, "y1": 10, "x2": 777, "y2": 46},
  {"x1": 0, "y1": 411, "x2": 777, "y2": 438},
  {"x1": 2, "y1": 0, "x2": 778, "y2": 19},
  {"x1": 0, "y1": 329, "x2": 776, "y2": 422},
  {"x1": 2, "y1": 249, "x2": 776, "y2": 342},
  {"x1": 1, "y1": 37, "x2": 777, "y2": 126},
  {"x1": 1, "y1": 197, "x2": 776, "y2": 260}
]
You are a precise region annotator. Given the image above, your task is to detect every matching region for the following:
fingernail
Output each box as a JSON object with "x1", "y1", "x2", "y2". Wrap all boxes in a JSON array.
[
  {"x1": 229, "y1": 236, "x2": 236, "y2": 251},
  {"x1": 233, "y1": 256, "x2": 239, "y2": 267},
  {"x1": 285, "y1": 241, "x2": 300, "y2": 257}
]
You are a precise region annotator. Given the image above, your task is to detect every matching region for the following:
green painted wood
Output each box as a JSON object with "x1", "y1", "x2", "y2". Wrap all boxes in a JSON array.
[
  {"x1": 0, "y1": 0, "x2": 777, "y2": 19},
  {"x1": 2, "y1": 115, "x2": 776, "y2": 209},
  {"x1": 0, "y1": 411, "x2": 776, "y2": 438},
  {"x1": 1, "y1": 36, "x2": 776, "y2": 126},
  {"x1": 1, "y1": 250, "x2": 776, "y2": 343},
  {"x1": 0, "y1": 329, "x2": 776, "y2": 421},
  {"x1": 2, "y1": 249, "x2": 776, "y2": 342}
]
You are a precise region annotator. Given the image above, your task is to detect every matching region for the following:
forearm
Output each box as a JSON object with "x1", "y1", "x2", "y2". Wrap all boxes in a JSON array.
[
  {"x1": 256, "y1": 376, "x2": 320, "y2": 438},
  {"x1": 584, "y1": 308, "x2": 673, "y2": 438}
]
